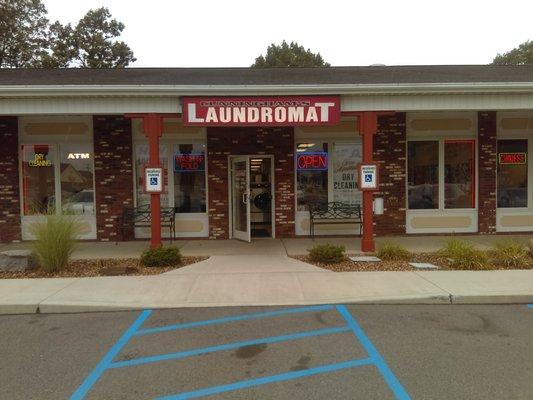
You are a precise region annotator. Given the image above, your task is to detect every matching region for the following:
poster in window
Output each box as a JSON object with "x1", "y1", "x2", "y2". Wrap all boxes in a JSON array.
[{"x1": 333, "y1": 143, "x2": 362, "y2": 205}]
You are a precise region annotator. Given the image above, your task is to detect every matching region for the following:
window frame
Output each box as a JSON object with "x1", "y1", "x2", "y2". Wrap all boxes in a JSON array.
[
  {"x1": 406, "y1": 138, "x2": 477, "y2": 211},
  {"x1": 295, "y1": 139, "x2": 363, "y2": 210},
  {"x1": 496, "y1": 136, "x2": 531, "y2": 210},
  {"x1": 19, "y1": 141, "x2": 96, "y2": 216},
  {"x1": 132, "y1": 139, "x2": 208, "y2": 215}
]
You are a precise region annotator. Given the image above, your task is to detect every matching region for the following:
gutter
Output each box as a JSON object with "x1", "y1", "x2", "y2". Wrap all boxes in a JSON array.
[{"x1": 1, "y1": 82, "x2": 533, "y2": 97}]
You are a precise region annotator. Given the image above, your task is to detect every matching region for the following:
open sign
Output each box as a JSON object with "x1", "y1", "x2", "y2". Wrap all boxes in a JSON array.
[
  {"x1": 297, "y1": 152, "x2": 328, "y2": 171},
  {"x1": 174, "y1": 153, "x2": 205, "y2": 172}
]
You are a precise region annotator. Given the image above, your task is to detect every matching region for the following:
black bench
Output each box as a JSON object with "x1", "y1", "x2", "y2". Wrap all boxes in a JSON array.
[
  {"x1": 117, "y1": 204, "x2": 176, "y2": 242},
  {"x1": 308, "y1": 202, "x2": 362, "y2": 238}
]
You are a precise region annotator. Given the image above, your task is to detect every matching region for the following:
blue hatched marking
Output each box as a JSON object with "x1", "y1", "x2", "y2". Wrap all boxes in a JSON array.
[
  {"x1": 527, "y1": 304, "x2": 533, "y2": 308},
  {"x1": 70, "y1": 304, "x2": 411, "y2": 400}
]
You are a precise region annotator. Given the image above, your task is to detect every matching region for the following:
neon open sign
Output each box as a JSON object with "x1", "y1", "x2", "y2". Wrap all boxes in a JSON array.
[
  {"x1": 499, "y1": 153, "x2": 526, "y2": 165},
  {"x1": 297, "y1": 152, "x2": 328, "y2": 171},
  {"x1": 174, "y1": 153, "x2": 205, "y2": 172}
]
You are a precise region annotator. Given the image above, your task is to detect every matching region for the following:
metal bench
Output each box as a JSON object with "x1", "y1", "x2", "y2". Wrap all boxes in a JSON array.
[
  {"x1": 117, "y1": 204, "x2": 176, "y2": 242},
  {"x1": 308, "y1": 202, "x2": 362, "y2": 239}
]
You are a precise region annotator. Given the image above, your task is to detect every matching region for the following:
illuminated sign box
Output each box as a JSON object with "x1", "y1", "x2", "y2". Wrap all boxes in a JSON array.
[
  {"x1": 498, "y1": 153, "x2": 526, "y2": 165},
  {"x1": 174, "y1": 153, "x2": 205, "y2": 172},
  {"x1": 297, "y1": 152, "x2": 328, "y2": 171}
]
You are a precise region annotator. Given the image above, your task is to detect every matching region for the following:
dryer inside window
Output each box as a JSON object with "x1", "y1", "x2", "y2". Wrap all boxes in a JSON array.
[{"x1": 249, "y1": 157, "x2": 272, "y2": 237}]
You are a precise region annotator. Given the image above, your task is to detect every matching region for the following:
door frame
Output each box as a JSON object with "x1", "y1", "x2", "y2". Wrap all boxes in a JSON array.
[{"x1": 228, "y1": 154, "x2": 275, "y2": 240}]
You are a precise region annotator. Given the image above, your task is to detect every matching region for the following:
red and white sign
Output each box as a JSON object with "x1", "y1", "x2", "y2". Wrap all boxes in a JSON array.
[
  {"x1": 357, "y1": 163, "x2": 379, "y2": 191},
  {"x1": 182, "y1": 96, "x2": 341, "y2": 126},
  {"x1": 498, "y1": 152, "x2": 526, "y2": 165}
]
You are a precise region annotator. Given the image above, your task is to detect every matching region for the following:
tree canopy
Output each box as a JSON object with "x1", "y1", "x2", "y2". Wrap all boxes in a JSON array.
[
  {"x1": 0, "y1": 0, "x2": 135, "y2": 68},
  {"x1": 252, "y1": 41, "x2": 330, "y2": 68},
  {"x1": 492, "y1": 40, "x2": 533, "y2": 65}
]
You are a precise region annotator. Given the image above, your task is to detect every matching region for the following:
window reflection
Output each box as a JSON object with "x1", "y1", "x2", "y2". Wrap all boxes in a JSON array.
[
  {"x1": 60, "y1": 144, "x2": 94, "y2": 214},
  {"x1": 21, "y1": 145, "x2": 56, "y2": 215},
  {"x1": 444, "y1": 141, "x2": 474, "y2": 209},
  {"x1": 497, "y1": 140, "x2": 528, "y2": 208},
  {"x1": 408, "y1": 141, "x2": 439, "y2": 209},
  {"x1": 296, "y1": 142, "x2": 328, "y2": 211}
]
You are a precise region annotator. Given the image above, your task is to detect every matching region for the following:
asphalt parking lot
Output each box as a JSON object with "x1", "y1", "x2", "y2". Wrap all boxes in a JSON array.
[{"x1": 1, "y1": 304, "x2": 532, "y2": 399}]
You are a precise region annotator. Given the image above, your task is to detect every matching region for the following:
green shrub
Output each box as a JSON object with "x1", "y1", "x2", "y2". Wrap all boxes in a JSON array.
[
  {"x1": 308, "y1": 244, "x2": 345, "y2": 264},
  {"x1": 30, "y1": 213, "x2": 82, "y2": 273},
  {"x1": 492, "y1": 240, "x2": 529, "y2": 268},
  {"x1": 140, "y1": 246, "x2": 182, "y2": 267},
  {"x1": 439, "y1": 238, "x2": 489, "y2": 270},
  {"x1": 377, "y1": 241, "x2": 410, "y2": 261}
]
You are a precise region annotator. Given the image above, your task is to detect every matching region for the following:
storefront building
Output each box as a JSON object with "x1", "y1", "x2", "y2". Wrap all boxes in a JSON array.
[{"x1": 1, "y1": 66, "x2": 533, "y2": 250}]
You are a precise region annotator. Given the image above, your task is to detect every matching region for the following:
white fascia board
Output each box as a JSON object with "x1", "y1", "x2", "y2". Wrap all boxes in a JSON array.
[{"x1": 1, "y1": 82, "x2": 533, "y2": 97}]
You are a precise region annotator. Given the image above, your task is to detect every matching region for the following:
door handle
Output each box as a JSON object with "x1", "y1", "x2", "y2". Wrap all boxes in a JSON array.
[{"x1": 242, "y1": 192, "x2": 249, "y2": 204}]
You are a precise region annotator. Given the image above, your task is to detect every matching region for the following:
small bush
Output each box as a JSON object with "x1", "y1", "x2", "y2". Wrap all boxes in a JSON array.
[
  {"x1": 308, "y1": 244, "x2": 345, "y2": 264},
  {"x1": 439, "y1": 238, "x2": 489, "y2": 270},
  {"x1": 377, "y1": 241, "x2": 410, "y2": 261},
  {"x1": 30, "y1": 213, "x2": 82, "y2": 273},
  {"x1": 492, "y1": 241, "x2": 529, "y2": 268},
  {"x1": 140, "y1": 246, "x2": 182, "y2": 267}
]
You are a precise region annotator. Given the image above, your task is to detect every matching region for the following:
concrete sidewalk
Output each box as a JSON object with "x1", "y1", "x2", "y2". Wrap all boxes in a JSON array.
[{"x1": 1, "y1": 269, "x2": 532, "y2": 314}]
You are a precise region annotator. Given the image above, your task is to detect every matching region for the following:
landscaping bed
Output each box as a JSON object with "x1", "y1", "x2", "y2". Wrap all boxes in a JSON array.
[
  {"x1": 295, "y1": 252, "x2": 533, "y2": 272},
  {"x1": 0, "y1": 256, "x2": 207, "y2": 279}
]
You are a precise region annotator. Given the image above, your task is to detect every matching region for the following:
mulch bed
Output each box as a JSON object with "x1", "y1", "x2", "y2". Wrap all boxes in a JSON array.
[
  {"x1": 294, "y1": 253, "x2": 533, "y2": 272},
  {"x1": 0, "y1": 256, "x2": 207, "y2": 279}
]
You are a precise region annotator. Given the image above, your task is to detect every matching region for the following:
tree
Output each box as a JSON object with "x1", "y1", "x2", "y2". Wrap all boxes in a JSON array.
[
  {"x1": 252, "y1": 40, "x2": 330, "y2": 68},
  {"x1": 0, "y1": 0, "x2": 49, "y2": 67},
  {"x1": 69, "y1": 7, "x2": 135, "y2": 68},
  {"x1": 492, "y1": 40, "x2": 533, "y2": 65},
  {"x1": 0, "y1": 1, "x2": 135, "y2": 68}
]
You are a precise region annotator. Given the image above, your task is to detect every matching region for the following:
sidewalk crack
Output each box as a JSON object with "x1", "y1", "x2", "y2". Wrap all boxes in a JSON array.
[{"x1": 412, "y1": 271, "x2": 453, "y2": 304}]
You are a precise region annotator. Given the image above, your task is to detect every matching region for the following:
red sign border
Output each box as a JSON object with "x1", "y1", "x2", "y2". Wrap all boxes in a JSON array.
[{"x1": 181, "y1": 95, "x2": 341, "y2": 127}]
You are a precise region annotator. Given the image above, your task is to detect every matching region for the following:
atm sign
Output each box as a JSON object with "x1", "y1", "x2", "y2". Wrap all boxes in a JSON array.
[
  {"x1": 297, "y1": 152, "x2": 328, "y2": 171},
  {"x1": 498, "y1": 153, "x2": 526, "y2": 165}
]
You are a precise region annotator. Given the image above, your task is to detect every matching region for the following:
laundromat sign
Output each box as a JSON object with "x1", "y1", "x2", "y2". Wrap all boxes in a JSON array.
[{"x1": 182, "y1": 96, "x2": 341, "y2": 126}]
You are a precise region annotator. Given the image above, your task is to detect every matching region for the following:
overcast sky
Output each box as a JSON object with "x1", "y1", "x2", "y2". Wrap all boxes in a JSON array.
[{"x1": 44, "y1": 0, "x2": 532, "y2": 67}]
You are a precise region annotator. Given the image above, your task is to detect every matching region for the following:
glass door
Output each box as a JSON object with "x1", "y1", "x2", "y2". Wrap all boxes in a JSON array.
[{"x1": 231, "y1": 156, "x2": 251, "y2": 242}]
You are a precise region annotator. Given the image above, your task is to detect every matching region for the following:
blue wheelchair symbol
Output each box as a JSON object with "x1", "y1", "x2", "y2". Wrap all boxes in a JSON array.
[
  {"x1": 364, "y1": 174, "x2": 373, "y2": 183},
  {"x1": 150, "y1": 177, "x2": 158, "y2": 186}
]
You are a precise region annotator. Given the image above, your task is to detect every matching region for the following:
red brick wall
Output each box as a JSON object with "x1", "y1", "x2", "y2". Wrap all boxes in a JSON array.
[
  {"x1": 373, "y1": 113, "x2": 407, "y2": 235},
  {"x1": 93, "y1": 115, "x2": 134, "y2": 241},
  {"x1": 478, "y1": 111, "x2": 497, "y2": 234},
  {"x1": 0, "y1": 116, "x2": 21, "y2": 243},
  {"x1": 207, "y1": 127, "x2": 295, "y2": 239}
]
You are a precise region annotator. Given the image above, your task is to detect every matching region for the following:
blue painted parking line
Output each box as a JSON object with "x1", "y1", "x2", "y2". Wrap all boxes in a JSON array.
[
  {"x1": 134, "y1": 304, "x2": 334, "y2": 336},
  {"x1": 109, "y1": 325, "x2": 350, "y2": 369},
  {"x1": 70, "y1": 309, "x2": 153, "y2": 400},
  {"x1": 155, "y1": 358, "x2": 374, "y2": 400},
  {"x1": 70, "y1": 305, "x2": 411, "y2": 400},
  {"x1": 337, "y1": 305, "x2": 411, "y2": 400},
  {"x1": 527, "y1": 304, "x2": 533, "y2": 308}
]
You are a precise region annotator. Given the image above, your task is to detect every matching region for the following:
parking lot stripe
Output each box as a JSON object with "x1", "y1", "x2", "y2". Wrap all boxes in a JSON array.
[
  {"x1": 70, "y1": 309, "x2": 152, "y2": 400},
  {"x1": 154, "y1": 358, "x2": 374, "y2": 400},
  {"x1": 134, "y1": 304, "x2": 334, "y2": 336},
  {"x1": 527, "y1": 304, "x2": 533, "y2": 308},
  {"x1": 336, "y1": 305, "x2": 411, "y2": 400},
  {"x1": 109, "y1": 325, "x2": 351, "y2": 369}
]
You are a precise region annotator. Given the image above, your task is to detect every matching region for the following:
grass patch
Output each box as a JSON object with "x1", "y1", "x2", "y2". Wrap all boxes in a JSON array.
[
  {"x1": 308, "y1": 243, "x2": 345, "y2": 264},
  {"x1": 439, "y1": 238, "x2": 489, "y2": 270},
  {"x1": 30, "y1": 213, "x2": 82, "y2": 273},
  {"x1": 376, "y1": 241, "x2": 411, "y2": 261},
  {"x1": 491, "y1": 240, "x2": 529, "y2": 268},
  {"x1": 140, "y1": 246, "x2": 182, "y2": 267}
]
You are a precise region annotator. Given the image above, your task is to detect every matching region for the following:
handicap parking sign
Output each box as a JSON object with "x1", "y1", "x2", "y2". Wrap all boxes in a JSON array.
[
  {"x1": 150, "y1": 177, "x2": 158, "y2": 186},
  {"x1": 364, "y1": 174, "x2": 372, "y2": 183},
  {"x1": 144, "y1": 167, "x2": 163, "y2": 193}
]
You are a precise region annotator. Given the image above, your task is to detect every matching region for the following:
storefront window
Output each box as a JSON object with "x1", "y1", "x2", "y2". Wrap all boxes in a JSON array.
[
  {"x1": 333, "y1": 143, "x2": 361, "y2": 206},
  {"x1": 173, "y1": 144, "x2": 206, "y2": 213},
  {"x1": 444, "y1": 141, "x2": 474, "y2": 209},
  {"x1": 296, "y1": 142, "x2": 328, "y2": 211},
  {"x1": 60, "y1": 144, "x2": 94, "y2": 214},
  {"x1": 21, "y1": 145, "x2": 56, "y2": 215},
  {"x1": 408, "y1": 141, "x2": 438, "y2": 209},
  {"x1": 497, "y1": 139, "x2": 528, "y2": 208},
  {"x1": 135, "y1": 144, "x2": 168, "y2": 207}
]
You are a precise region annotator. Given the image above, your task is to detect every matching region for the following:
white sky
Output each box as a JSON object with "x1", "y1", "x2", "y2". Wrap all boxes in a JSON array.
[{"x1": 44, "y1": 0, "x2": 533, "y2": 67}]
